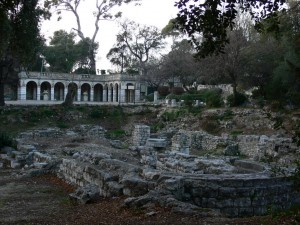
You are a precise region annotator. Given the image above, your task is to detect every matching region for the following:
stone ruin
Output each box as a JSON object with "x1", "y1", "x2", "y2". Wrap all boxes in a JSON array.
[{"x1": 0, "y1": 124, "x2": 299, "y2": 218}]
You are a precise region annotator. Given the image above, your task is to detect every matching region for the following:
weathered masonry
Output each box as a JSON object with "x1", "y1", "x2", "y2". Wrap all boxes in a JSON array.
[{"x1": 16, "y1": 71, "x2": 147, "y2": 103}]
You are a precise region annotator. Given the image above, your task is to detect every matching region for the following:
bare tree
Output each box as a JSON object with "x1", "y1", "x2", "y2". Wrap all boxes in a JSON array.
[
  {"x1": 45, "y1": 0, "x2": 141, "y2": 73},
  {"x1": 109, "y1": 20, "x2": 165, "y2": 75}
]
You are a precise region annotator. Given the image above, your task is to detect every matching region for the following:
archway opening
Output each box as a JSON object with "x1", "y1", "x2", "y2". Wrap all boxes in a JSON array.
[
  {"x1": 110, "y1": 84, "x2": 113, "y2": 102},
  {"x1": 41, "y1": 81, "x2": 51, "y2": 100},
  {"x1": 26, "y1": 81, "x2": 37, "y2": 100},
  {"x1": 126, "y1": 83, "x2": 135, "y2": 103},
  {"x1": 81, "y1": 83, "x2": 91, "y2": 101},
  {"x1": 54, "y1": 82, "x2": 65, "y2": 101},
  {"x1": 94, "y1": 84, "x2": 103, "y2": 102}
]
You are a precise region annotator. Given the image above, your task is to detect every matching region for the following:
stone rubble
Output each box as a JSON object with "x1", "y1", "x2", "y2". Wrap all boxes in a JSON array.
[{"x1": 0, "y1": 123, "x2": 299, "y2": 218}]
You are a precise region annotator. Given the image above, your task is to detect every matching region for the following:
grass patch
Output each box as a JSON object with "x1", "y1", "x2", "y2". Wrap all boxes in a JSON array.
[{"x1": 230, "y1": 130, "x2": 244, "y2": 136}]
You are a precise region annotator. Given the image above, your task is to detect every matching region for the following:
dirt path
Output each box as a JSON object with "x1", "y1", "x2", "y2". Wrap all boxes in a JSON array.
[{"x1": 0, "y1": 169, "x2": 75, "y2": 225}]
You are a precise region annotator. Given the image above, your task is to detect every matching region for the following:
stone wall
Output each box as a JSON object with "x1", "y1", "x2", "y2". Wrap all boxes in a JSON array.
[
  {"x1": 171, "y1": 131, "x2": 191, "y2": 154},
  {"x1": 58, "y1": 157, "x2": 154, "y2": 198},
  {"x1": 160, "y1": 174, "x2": 298, "y2": 217},
  {"x1": 132, "y1": 125, "x2": 150, "y2": 146},
  {"x1": 175, "y1": 130, "x2": 297, "y2": 162},
  {"x1": 57, "y1": 154, "x2": 298, "y2": 217},
  {"x1": 236, "y1": 135, "x2": 297, "y2": 161}
]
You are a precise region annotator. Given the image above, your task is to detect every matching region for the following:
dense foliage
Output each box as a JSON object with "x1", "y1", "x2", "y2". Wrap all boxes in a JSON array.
[
  {"x1": 0, "y1": 0, "x2": 47, "y2": 106},
  {"x1": 174, "y1": 0, "x2": 286, "y2": 57}
]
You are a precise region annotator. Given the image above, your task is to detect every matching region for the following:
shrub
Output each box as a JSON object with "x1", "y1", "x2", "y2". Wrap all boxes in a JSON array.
[
  {"x1": 227, "y1": 92, "x2": 248, "y2": 107},
  {"x1": 157, "y1": 86, "x2": 170, "y2": 97},
  {"x1": 180, "y1": 93, "x2": 196, "y2": 106},
  {"x1": 201, "y1": 89, "x2": 223, "y2": 107},
  {"x1": 160, "y1": 109, "x2": 187, "y2": 122},
  {"x1": 90, "y1": 108, "x2": 108, "y2": 119},
  {"x1": 0, "y1": 132, "x2": 15, "y2": 148},
  {"x1": 144, "y1": 93, "x2": 154, "y2": 102}
]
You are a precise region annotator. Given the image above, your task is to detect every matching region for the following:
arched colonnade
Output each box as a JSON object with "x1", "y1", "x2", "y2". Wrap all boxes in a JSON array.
[{"x1": 20, "y1": 80, "x2": 137, "y2": 103}]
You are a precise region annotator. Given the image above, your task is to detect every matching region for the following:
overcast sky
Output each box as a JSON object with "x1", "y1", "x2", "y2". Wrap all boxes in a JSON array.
[{"x1": 41, "y1": 0, "x2": 179, "y2": 71}]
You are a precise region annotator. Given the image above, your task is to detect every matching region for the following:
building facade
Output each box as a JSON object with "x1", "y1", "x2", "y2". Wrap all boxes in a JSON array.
[{"x1": 16, "y1": 71, "x2": 146, "y2": 103}]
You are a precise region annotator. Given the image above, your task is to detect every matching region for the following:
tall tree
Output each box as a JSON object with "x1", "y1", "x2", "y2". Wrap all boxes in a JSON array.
[
  {"x1": 266, "y1": 0, "x2": 300, "y2": 106},
  {"x1": 196, "y1": 29, "x2": 249, "y2": 105},
  {"x1": 159, "y1": 39, "x2": 199, "y2": 90},
  {"x1": 108, "y1": 20, "x2": 165, "y2": 75},
  {"x1": 45, "y1": 0, "x2": 141, "y2": 73},
  {"x1": 174, "y1": 0, "x2": 287, "y2": 57},
  {"x1": 43, "y1": 30, "x2": 98, "y2": 73},
  {"x1": 0, "y1": 0, "x2": 47, "y2": 106}
]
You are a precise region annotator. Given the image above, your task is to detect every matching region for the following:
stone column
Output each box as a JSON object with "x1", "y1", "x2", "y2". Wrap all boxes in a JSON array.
[
  {"x1": 18, "y1": 82, "x2": 26, "y2": 100},
  {"x1": 120, "y1": 87, "x2": 126, "y2": 103},
  {"x1": 134, "y1": 89, "x2": 140, "y2": 103},
  {"x1": 113, "y1": 86, "x2": 117, "y2": 102},
  {"x1": 50, "y1": 86, "x2": 54, "y2": 101},
  {"x1": 90, "y1": 88, "x2": 94, "y2": 102},
  {"x1": 77, "y1": 88, "x2": 81, "y2": 102},
  {"x1": 153, "y1": 91, "x2": 158, "y2": 104},
  {"x1": 37, "y1": 85, "x2": 40, "y2": 100},
  {"x1": 103, "y1": 88, "x2": 107, "y2": 102},
  {"x1": 64, "y1": 83, "x2": 68, "y2": 100},
  {"x1": 108, "y1": 87, "x2": 112, "y2": 102}
]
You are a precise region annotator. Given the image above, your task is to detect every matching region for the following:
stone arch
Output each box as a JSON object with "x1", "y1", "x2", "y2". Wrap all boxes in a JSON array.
[
  {"x1": 68, "y1": 82, "x2": 78, "y2": 101},
  {"x1": 54, "y1": 82, "x2": 65, "y2": 101},
  {"x1": 41, "y1": 81, "x2": 51, "y2": 100},
  {"x1": 104, "y1": 84, "x2": 109, "y2": 102},
  {"x1": 114, "y1": 83, "x2": 119, "y2": 102},
  {"x1": 94, "y1": 83, "x2": 103, "y2": 102},
  {"x1": 26, "y1": 81, "x2": 37, "y2": 100},
  {"x1": 81, "y1": 83, "x2": 91, "y2": 101},
  {"x1": 126, "y1": 83, "x2": 135, "y2": 103}
]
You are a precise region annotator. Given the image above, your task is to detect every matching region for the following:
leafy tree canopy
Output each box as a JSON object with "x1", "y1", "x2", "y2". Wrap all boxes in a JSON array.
[
  {"x1": 174, "y1": 0, "x2": 287, "y2": 57},
  {"x1": 0, "y1": 0, "x2": 48, "y2": 105},
  {"x1": 42, "y1": 30, "x2": 98, "y2": 73}
]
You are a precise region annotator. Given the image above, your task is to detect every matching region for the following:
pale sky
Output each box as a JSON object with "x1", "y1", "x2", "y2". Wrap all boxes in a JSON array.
[{"x1": 41, "y1": 0, "x2": 179, "y2": 72}]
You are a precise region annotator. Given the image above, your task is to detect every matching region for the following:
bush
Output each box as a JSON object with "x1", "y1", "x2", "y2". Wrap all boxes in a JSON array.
[
  {"x1": 157, "y1": 86, "x2": 170, "y2": 97},
  {"x1": 90, "y1": 108, "x2": 108, "y2": 119},
  {"x1": 180, "y1": 93, "x2": 197, "y2": 106},
  {"x1": 227, "y1": 92, "x2": 248, "y2": 107},
  {"x1": 200, "y1": 89, "x2": 223, "y2": 107},
  {"x1": 144, "y1": 93, "x2": 154, "y2": 102},
  {"x1": 160, "y1": 109, "x2": 187, "y2": 122},
  {"x1": 0, "y1": 132, "x2": 14, "y2": 148}
]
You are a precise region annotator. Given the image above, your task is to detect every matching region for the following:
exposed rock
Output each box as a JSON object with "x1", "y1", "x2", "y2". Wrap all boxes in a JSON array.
[{"x1": 110, "y1": 140, "x2": 126, "y2": 149}]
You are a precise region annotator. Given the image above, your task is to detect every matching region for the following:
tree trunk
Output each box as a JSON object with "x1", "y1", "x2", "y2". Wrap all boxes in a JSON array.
[
  {"x1": 232, "y1": 82, "x2": 238, "y2": 106},
  {"x1": 0, "y1": 81, "x2": 5, "y2": 106},
  {"x1": 89, "y1": 51, "x2": 96, "y2": 74},
  {"x1": 62, "y1": 86, "x2": 75, "y2": 107}
]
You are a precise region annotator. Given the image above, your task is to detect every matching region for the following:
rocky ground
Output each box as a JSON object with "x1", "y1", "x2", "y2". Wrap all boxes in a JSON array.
[{"x1": 0, "y1": 105, "x2": 300, "y2": 224}]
